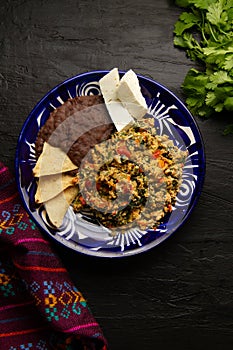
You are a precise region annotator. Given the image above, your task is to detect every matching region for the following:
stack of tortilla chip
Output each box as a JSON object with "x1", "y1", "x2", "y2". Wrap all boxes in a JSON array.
[{"x1": 33, "y1": 142, "x2": 79, "y2": 228}]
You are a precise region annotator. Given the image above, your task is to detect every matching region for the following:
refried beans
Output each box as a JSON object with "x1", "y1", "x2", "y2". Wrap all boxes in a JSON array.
[{"x1": 35, "y1": 95, "x2": 115, "y2": 167}]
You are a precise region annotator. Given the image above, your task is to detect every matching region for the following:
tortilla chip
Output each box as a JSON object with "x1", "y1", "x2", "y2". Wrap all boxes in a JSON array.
[
  {"x1": 33, "y1": 142, "x2": 78, "y2": 177},
  {"x1": 44, "y1": 186, "x2": 79, "y2": 228},
  {"x1": 35, "y1": 173, "x2": 78, "y2": 204}
]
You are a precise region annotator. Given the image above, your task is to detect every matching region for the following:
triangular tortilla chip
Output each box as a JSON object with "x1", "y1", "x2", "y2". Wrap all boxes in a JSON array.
[
  {"x1": 33, "y1": 142, "x2": 78, "y2": 177},
  {"x1": 44, "y1": 186, "x2": 79, "y2": 228},
  {"x1": 35, "y1": 173, "x2": 78, "y2": 204}
]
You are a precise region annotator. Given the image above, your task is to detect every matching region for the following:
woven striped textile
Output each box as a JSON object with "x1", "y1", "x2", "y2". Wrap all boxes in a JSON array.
[{"x1": 0, "y1": 163, "x2": 107, "y2": 350}]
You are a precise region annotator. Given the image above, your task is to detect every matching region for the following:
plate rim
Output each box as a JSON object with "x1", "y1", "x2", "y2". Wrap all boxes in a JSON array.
[{"x1": 15, "y1": 69, "x2": 206, "y2": 258}]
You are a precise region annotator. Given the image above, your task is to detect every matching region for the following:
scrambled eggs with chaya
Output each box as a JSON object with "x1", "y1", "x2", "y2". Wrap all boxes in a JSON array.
[{"x1": 72, "y1": 117, "x2": 187, "y2": 233}]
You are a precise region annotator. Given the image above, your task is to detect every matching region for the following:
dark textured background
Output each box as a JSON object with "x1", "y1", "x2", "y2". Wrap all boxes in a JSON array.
[{"x1": 1, "y1": 0, "x2": 233, "y2": 349}]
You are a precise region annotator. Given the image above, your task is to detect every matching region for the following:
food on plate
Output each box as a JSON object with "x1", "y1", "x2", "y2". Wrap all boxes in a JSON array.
[
  {"x1": 72, "y1": 117, "x2": 187, "y2": 231},
  {"x1": 44, "y1": 186, "x2": 79, "y2": 228},
  {"x1": 99, "y1": 68, "x2": 120, "y2": 102},
  {"x1": 116, "y1": 69, "x2": 148, "y2": 120},
  {"x1": 33, "y1": 94, "x2": 115, "y2": 227},
  {"x1": 33, "y1": 142, "x2": 78, "y2": 177},
  {"x1": 99, "y1": 68, "x2": 148, "y2": 131},
  {"x1": 99, "y1": 68, "x2": 134, "y2": 130},
  {"x1": 32, "y1": 68, "x2": 187, "y2": 231},
  {"x1": 35, "y1": 172, "x2": 78, "y2": 203},
  {"x1": 35, "y1": 95, "x2": 115, "y2": 167}
]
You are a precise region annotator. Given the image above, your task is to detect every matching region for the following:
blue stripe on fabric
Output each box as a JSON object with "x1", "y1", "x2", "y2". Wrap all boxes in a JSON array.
[
  {"x1": 27, "y1": 251, "x2": 56, "y2": 257},
  {"x1": 0, "y1": 315, "x2": 32, "y2": 324},
  {"x1": 0, "y1": 178, "x2": 15, "y2": 191}
]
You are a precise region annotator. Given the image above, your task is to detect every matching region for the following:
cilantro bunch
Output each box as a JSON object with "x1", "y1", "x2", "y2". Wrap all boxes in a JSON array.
[{"x1": 174, "y1": 0, "x2": 233, "y2": 134}]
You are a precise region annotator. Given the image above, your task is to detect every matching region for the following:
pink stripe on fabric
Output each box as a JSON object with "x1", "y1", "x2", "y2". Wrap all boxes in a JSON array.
[
  {"x1": 0, "y1": 166, "x2": 7, "y2": 174},
  {"x1": 0, "y1": 301, "x2": 34, "y2": 312},
  {"x1": 15, "y1": 238, "x2": 49, "y2": 245},
  {"x1": 63, "y1": 322, "x2": 99, "y2": 333}
]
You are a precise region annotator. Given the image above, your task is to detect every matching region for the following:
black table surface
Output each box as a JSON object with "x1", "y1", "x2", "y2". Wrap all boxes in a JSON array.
[{"x1": 1, "y1": 1, "x2": 233, "y2": 349}]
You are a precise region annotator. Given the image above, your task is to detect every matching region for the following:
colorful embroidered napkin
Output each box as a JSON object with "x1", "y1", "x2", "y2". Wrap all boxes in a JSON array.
[{"x1": 0, "y1": 162, "x2": 107, "y2": 350}]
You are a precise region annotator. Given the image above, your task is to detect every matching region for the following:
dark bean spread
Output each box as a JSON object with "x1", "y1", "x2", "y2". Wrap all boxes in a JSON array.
[{"x1": 35, "y1": 95, "x2": 115, "y2": 167}]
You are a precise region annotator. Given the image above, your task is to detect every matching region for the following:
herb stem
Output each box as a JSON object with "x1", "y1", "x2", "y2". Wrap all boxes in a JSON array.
[
  {"x1": 201, "y1": 12, "x2": 208, "y2": 44},
  {"x1": 208, "y1": 22, "x2": 218, "y2": 42}
]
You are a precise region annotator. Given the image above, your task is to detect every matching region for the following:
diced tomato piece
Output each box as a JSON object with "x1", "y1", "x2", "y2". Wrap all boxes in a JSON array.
[
  {"x1": 85, "y1": 179, "x2": 92, "y2": 188},
  {"x1": 139, "y1": 167, "x2": 144, "y2": 173},
  {"x1": 123, "y1": 183, "x2": 132, "y2": 193},
  {"x1": 116, "y1": 145, "x2": 131, "y2": 158},
  {"x1": 152, "y1": 149, "x2": 161, "y2": 159},
  {"x1": 79, "y1": 195, "x2": 86, "y2": 205}
]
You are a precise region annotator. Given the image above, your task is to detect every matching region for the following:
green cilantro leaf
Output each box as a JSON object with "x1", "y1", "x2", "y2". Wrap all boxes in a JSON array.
[
  {"x1": 180, "y1": 11, "x2": 201, "y2": 24},
  {"x1": 174, "y1": 19, "x2": 195, "y2": 36},
  {"x1": 209, "y1": 70, "x2": 232, "y2": 85},
  {"x1": 224, "y1": 0, "x2": 233, "y2": 11},
  {"x1": 224, "y1": 97, "x2": 233, "y2": 111},
  {"x1": 189, "y1": 0, "x2": 216, "y2": 10},
  {"x1": 206, "y1": 2, "x2": 224, "y2": 26},
  {"x1": 222, "y1": 55, "x2": 233, "y2": 71},
  {"x1": 173, "y1": 0, "x2": 233, "y2": 133},
  {"x1": 223, "y1": 124, "x2": 233, "y2": 135},
  {"x1": 175, "y1": 0, "x2": 192, "y2": 8}
]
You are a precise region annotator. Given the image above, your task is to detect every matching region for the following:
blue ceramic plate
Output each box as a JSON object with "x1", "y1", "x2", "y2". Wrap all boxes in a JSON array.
[{"x1": 15, "y1": 70, "x2": 205, "y2": 257}]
